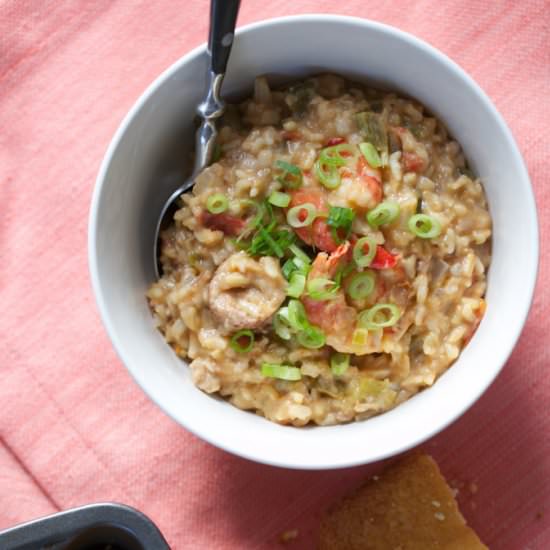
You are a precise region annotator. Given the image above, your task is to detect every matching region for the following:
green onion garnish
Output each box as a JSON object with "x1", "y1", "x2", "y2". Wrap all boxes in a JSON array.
[
  {"x1": 358, "y1": 303, "x2": 401, "y2": 329},
  {"x1": 353, "y1": 236, "x2": 377, "y2": 267},
  {"x1": 293, "y1": 257, "x2": 310, "y2": 273},
  {"x1": 367, "y1": 201, "x2": 400, "y2": 228},
  {"x1": 289, "y1": 244, "x2": 311, "y2": 265},
  {"x1": 408, "y1": 213, "x2": 442, "y2": 239},
  {"x1": 359, "y1": 142, "x2": 382, "y2": 168},
  {"x1": 347, "y1": 271, "x2": 376, "y2": 300},
  {"x1": 261, "y1": 363, "x2": 302, "y2": 381},
  {"x1": 206, "y1": 193, "x2": 229, "y2": 214},
  {"x1": 273, "y1": 307, "x2": 293, "y2": 340},
  {"x1": 327, "y1": 206, "x2": 355, "y2": 244},
  {"x1": 282, "y1": 258, "x2": 298, "y2": 280},
  {"x1": 307, "y1": 277, "x2": 340, "y2": 300},
  {"x1": 229, "y1": 329, "x2": 255, "y2": 353},
  {"x1": 297, "y1": 325, "x2": 326, "y2": 349},
  {"x1": 287, "y1": 203, "x2": 317, "y2": 228},
  {"x1": 314, "y1": 159, "x2": 341, "y2": 189},
  {"x1": 334, "y1": 262, "x2": 355, "y2": 285},
  {"x1": 287, "y1": 272, "x2": 306, "y2": 298},
  {"x1": 351, "y1": 328, "x2": 369, "y2": 346},
  {"x1": 268, "y1": 191, "x2": 291, "y2": 208},
  {"x1": 331, "y1": 353, "x2": 350, "y2": 376},
  {"x1": 274, "y1": 160, "x2": 303, "y2": 189},
  {"x1": 247, "y1": 217, "x2": 296, "y2": 258},
  {"x1": 320, "y1": 144, "x2": 357, "y2": 167},
  {"x1": 287, "y1": 299, "x2": 310, "y2": 331}
]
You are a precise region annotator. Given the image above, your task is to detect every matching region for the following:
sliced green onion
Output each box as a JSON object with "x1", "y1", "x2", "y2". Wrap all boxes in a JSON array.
[
  {"x1": 275, "y1": 160, "x2": 303, "y2": 189},
  {"x1": 206, "y1": 193, "x2": 228, "y2": 214},
  {"x1": 334, "y1": 262, "x2": 355, "y2": 285},
  {"x1": 289, "y1": 244, "x2": 311, "y2": 265},
  {"x1": 314, "y1": 159, "x2": 341, "y2": 189},
  {"x1": 293, "y1": 257, "x2": 310, "y2": 273},
  {"x1": 359, "y1": 142, "x2": 382, "y2": 168},
  {"x1": 268, "y1": 191, "x2": 291, "y2": 208},
  {"x1": 408, "y1": 213, "x2": 442, "y2": 239},
  {"x1": 358, "y1": 303, "x2": 401, "y2": 329},
  {"x1": 367, "y1": 201, "x2": 400, "y2": 228},
  {"x1": 273, "y1": 307, "x2": 293, "y2": 340},
  {"x1": 261, "y1": 363, "x2": 302, "y2": 381},
  {"x1": 287, "y1": 203, "x2": 317, "y2": 228},
  {"x1": 258, "y1": 226, "x2": 283, "y2": 257},
  {"x1": 287, "y1": 272, "x2": 306, "y2": 298},
  {"x1": 347, "y1": 271, "x2": 376, "y2": 300},
  {"x1": 353, "y1": 236, "x2": 377, "y2": 267},
  {"x1": 287, "y1": 299, "x2": 310, "y2": 331},
  {"x1": 282, "y1": 258, "x2": 298, "y2": 280},
  {"x1": 297, "y1": 325, "x2": 326, "y2": 349},
  {"x1": 352, "y1": 328, "x2": 369, "y2": 346},
  {"x1": 229, "y1": 329, "x2": 255, "y2": 353},
  {"x1": 327, "y1": 206, "x2": 355, "y2": 244},
  {"x1": 331, "y1": 353, "x2": 350, "y2": 376},
  {"x1": 307, "y1": 278, "x2": 340, "y2": 300},
  {"x1": 320, "y1": 144, "x2": 357, "y2": 167}
]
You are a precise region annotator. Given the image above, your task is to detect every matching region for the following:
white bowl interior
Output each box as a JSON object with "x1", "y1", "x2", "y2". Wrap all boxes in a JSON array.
[{"x1": 89, "y1": 16, "x2": 538, "y2": 469}]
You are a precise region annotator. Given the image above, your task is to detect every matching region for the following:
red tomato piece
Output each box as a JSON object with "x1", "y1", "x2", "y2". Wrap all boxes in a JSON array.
[
  {"x1": 402, "y1": 152, "x2": 426, "y2": 173},
  {"x1": 370, "y1": 245, "x2": 398, "y2": 270},
  {"x1": 326, "y1": 137, "x2": 347, "y2": 146},
  {"x1": 200, "y1": 212, "x2": 245, "y2": 236}
]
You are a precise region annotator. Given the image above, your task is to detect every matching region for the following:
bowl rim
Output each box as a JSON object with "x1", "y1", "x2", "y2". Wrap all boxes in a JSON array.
[{"x1": 89, "y1": 13, "x2": 539, "y2": 469}]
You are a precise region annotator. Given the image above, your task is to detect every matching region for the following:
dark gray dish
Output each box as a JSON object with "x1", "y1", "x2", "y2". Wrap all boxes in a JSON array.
[{"x1": 0, "y1": 503, "x2": 170, "y2": 550}]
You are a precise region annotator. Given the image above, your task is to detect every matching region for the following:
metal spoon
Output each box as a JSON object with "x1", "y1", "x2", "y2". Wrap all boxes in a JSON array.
[{"x1": 154, "y1": 0, "x2": 241, "y2": 277}]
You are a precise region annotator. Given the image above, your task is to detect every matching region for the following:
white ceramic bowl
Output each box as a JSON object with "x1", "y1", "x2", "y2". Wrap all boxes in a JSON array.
[{"x1": 89, "y1": 15, "x2": 538, "y2": 469}]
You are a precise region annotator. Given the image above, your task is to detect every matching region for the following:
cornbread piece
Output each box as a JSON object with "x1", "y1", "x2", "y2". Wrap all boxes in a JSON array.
[{"x1": 319, "y1": 454, "x2": 488, "y2": 550}]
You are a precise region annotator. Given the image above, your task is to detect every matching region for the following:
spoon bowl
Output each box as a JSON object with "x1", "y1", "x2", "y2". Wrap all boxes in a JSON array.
[{"x1": 154, "y1": 0, "x2": 240, "y2": 278}]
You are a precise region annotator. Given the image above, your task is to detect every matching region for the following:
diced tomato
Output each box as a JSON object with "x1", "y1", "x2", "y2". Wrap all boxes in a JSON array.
[
  {"x1": 200, "y1": 211, "x2": 245, "y2": 236},
  {"x1": 356, "y1": 156, "x2": 383, "y2": 203},
  {"x1": 282, "y1": 130, "x2": 301, "y2": 141},
  {"x1": 402, "y1": 152, "x2": 426, "y2": 173},
  {"x1": 370, "y1": 245, "x2": 398, "y2": 270},
  {"x1": 326, "y1": 137, "x2": 346, "y2": 146}
]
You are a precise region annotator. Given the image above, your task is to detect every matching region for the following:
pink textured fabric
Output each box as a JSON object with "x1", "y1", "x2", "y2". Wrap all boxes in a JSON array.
[{"x1": 1, "y1": 0, "x2": 548, "y2": 548}]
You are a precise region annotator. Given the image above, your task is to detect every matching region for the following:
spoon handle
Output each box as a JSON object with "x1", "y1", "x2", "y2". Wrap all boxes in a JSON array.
[{"x1": 193, "y1": 0, "x2": 241, "y2": 176}]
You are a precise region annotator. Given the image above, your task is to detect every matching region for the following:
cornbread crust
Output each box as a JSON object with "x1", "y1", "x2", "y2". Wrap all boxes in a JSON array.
[{"x1": 319, "y1": 453, "x2": 488, "y2": 550}]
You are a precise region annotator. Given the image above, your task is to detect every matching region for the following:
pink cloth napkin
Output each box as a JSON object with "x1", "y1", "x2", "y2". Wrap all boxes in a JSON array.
[{"x1": 1, "y1": 0, "x2": 549, "y2": 548}]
